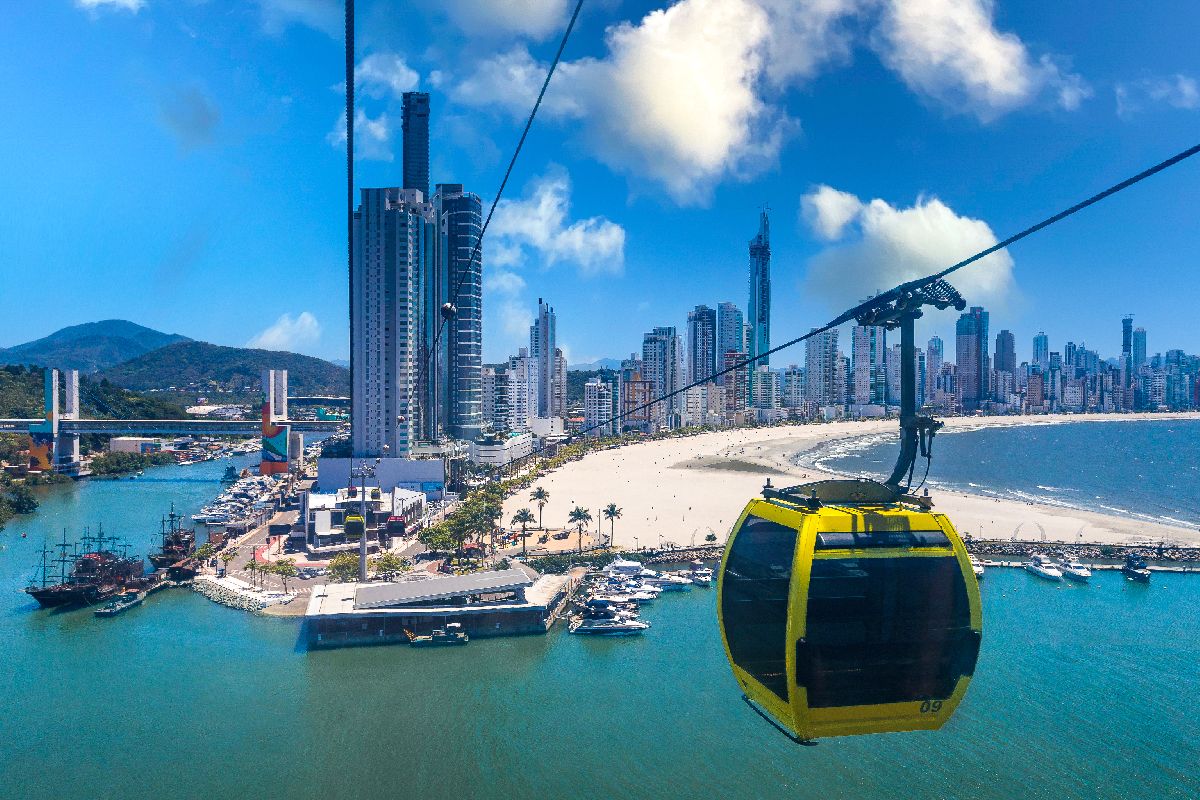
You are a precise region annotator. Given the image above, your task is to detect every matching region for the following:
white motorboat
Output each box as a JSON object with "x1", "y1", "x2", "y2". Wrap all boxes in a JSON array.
[
  {"x1": 602, "y1": 559, "x2": 654, "y2": 578},
  {"x1": 1024, "y1": 554, "x2": 1063, "y2": 581},
  {"x1": 1058, "y1": 559, "x2": 1092, "y2": 582},
  {"x1": 644, "y1": 573, "x2": 693, "y2": 591},
  {"x1": 569, "y1": 616, "x2": 651, "y2": 635},
  {"x1": 690, "y1": 567, "x2": 714, "y2": 586},
  {"x1": 968, "y1": 555, "x2": 985, "y2": 580}
]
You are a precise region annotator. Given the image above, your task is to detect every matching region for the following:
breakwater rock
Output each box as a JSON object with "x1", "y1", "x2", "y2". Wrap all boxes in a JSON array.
[{"x1": 191, "y1": 575, "x2": 268, "y2": 613}]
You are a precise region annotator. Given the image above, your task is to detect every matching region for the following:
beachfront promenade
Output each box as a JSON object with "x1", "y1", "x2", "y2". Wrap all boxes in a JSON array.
[{"x1": 502, "y1": 413, "x2": 1200, "y2": 551}]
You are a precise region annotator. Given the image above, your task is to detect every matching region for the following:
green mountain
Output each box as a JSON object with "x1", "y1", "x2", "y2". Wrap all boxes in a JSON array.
[
  {"x1": 0, "y1": 364, "x2": 189, "y2": 421},
  {"x1": 0, "y1": 320, "x2": 190, "y2": 373},
  {"x1": 99, "y1": 341, "x2": 349, "y2": 396}
]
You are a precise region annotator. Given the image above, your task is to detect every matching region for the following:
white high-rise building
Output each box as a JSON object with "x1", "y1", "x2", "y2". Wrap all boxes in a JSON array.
[
  {"x1": 351, "y1": 187, "x2": 434, "y2": 457},
  {"x1": 505, "y1": 348, "x2": 538, "y2": 432},
  {"x1": 781, "y1": 365, "x2": 804, "y2": 409},
  {"x1": 804, "y1": 328, "x2": 840, "y2": 408},
  {"x1": 642, "y1": 326, "x2": 682, "y2": 427},
  {"x1": 529, "y1": 299, "x2": 557, "y2": 419},
  {"x1": 583, "y1": 378, "x2": 615, "y2": 436},
  {"x1": 851, "y1": 325, "x2": 887, "y2": 407},
  {"x1": 751, "y1": 365, "x2": 781, "y2": 409}
]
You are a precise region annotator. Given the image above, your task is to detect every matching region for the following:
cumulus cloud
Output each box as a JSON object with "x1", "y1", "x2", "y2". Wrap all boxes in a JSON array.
[
  {"x1": 326, "y1": 109, "x2": 392, "y2": 161},
  {"x1": 801, "y1": 184, "x2": 864, "y2": 241},
  {"x1": 355, "y1": 53, "x2": 420, "y2": 99},
  {"x1": 1116, "y1": 74, "x2": 1200, "y2": 118},
  {"x1": 490, "y1": 168, "x2": 625, "y2": 276},
  {"x1": 484, "y1": 269, "x2": 527, "y2": 296},
  {"x1": 248, "y1": 312, "x2": 322, "y2": 352},
  {"x1": 800, "y1": 186, "x2": 1014, "y2": 316},
  {"x1": 757, "y1": 0, "x2": 864, "y2": 86},
  {"x1": 76, "y1": 0, "x2": 144, "y2": 12},
  {"x1": 442, "y1": 0, "x2": 571, "y2": 41},
  {"x1": 258, "y1": 0, "x2": 341, "y2": 37},
  {"x1": 873, "y1": 0, "x2": 1090, "y2": 120},
  {"x1": 159, "y1": 87, "x2": 220, "y2": 150}
]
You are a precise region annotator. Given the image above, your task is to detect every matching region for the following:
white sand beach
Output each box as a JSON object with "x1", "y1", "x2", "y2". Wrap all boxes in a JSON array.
[{"x1": 503, "y1": 413, "x2": 1200, "y2": 550}]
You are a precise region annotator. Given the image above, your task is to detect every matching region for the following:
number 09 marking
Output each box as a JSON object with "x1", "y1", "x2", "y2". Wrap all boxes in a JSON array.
[{"x1": 919, "y1": 700, "x2": 944, "y2": 713}]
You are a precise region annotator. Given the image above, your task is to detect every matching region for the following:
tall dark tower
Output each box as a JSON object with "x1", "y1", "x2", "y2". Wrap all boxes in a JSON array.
[
  {"x1": 402, "y1": 91, "x2": 430, "y2": 197},
  {"x1": 747, "y1": 209, "x2": 771, "y2": 397}
]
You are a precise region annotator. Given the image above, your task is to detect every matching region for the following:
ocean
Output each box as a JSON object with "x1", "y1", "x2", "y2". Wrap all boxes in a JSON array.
[
  {"x1": 805, "y1": 418, "x2": 1200, "y2": 530},
  {"x1": 1, "y1": 438, "x2": 1198, "y2": 799}
]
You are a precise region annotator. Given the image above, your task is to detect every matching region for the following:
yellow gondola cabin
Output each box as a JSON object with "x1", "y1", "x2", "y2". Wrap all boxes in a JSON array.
[{"x1": 717, "y1": 479, "x2": 983, "y2": 742}]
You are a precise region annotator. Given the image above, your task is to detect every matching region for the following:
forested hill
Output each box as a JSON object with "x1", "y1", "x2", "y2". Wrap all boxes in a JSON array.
[{"x1": 99, "y1": 341, "x2": 349, "y2": 396}]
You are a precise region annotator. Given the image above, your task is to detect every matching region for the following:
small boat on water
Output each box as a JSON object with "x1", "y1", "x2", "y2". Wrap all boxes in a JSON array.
[
  {"x1": 1024, "y1": 554, "x2": 1063, "y2": 581},
  {"x1": 1121, "y1": 554, "x2": 1151, "y2": 583},
  {"x1": 690, "y1": 567, "x2": 713, "y2": 586},
  {"x1": 644, "y1": 573, "x2": 693, "y2": 591},
  {"x1": 1058, "y1": 558, "x2": 1092, "y2": 582},
  {"x1": 94, "y1": 591, "x2": 145, "y2": 617},
  {"x1": 569, "y1": 616, "x2": 651, "y2": 635},
  {"x1": 405, "y1": 623, "x2": 469, "y2": 647},
  {"x1": 968, "y1": 555, "x2": 985, "y2": 580}
]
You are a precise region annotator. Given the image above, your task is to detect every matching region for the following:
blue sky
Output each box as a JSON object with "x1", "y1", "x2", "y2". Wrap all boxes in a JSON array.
[{"x1": 1, "y1": 0, "x2": 1198, "y2": 367}]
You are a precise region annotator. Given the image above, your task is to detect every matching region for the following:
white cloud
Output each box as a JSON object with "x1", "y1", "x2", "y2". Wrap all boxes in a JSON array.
[
  {"x1": 1116, "y1": 74, "x2": 1200, "y2": 118},
  {"x1": 447, "y1": 47, "x2": 586, "y2": 120},
  {"x1": 355, "y1": 53, "x2": 420, "y2": 99},
  {"x1": 801, "y1": 186, "x2": 1014, "y2": 316},
  {"x1": 443, "y1": 0, "x2": 571, "y2": 41},
  {"x1": 757, "y1": 0, "x2": 864, "y2": 86},
  {"x1": 873, "y1": 0, "x2": 1089, "y2": 120},
  {"x1": 801, "y1": 184, "x2": 864, "y2": 241},
  {"x1": 490, "y1": 168, "x2": 625, "y2": 276},
  {"x1": 484, "y1": 269, "x2": 526, "y2": 296},
  {"x1": 499, "y1": 300, "x2": 534, "y2": 342},
  {"x1": 248, "y1": 312, "x2": 322, "y2": 352},
  {"x1": 326, "y1": 109, "x2": 393, "y2": 161},
  {"x1": 258, "y1": 0, "x2": 341, "y2": 37},
  {"x1": 76, "y1": 0, "x2": 144, "y2": 12}
]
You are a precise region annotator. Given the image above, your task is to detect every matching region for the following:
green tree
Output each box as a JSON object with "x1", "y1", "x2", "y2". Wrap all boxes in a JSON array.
[
  {"x1": 274, "y1": 558, "x2": 297, "y2": 593},
  {"x1": 370, "y1": 551, "x2": 407, "y2": 580},
  {"x1": 704, "y1": 532, "x2": 718, "y2": 543},
  {"x1": 419, "y1": 521, "x2": 456, "y2": 553},
  {"x1": 328, "y1": 551, "x2": 360, "y2": 583},
  {"x1": 219, "y1": 548, "x2": 239, "y2": 573},
  {"x1": 530, "y1": 487, "x2": 550, "y2": 530},
  {"x1": 243, "y1": 559, "x2": 259, "y2": 588},
  {"x1": 568, "y1": 506, "x2": 592, "y2": 554},
  {"x1": 511, "y1": 508, "x2": 536, "y2": 557},
  {"x1": 601, "y1": 503, "x2": 622, "y2": 548},
  {"x1": 194, "y1": 542, "x2": 217, "y2": 564},
  {"x1": 7, "y1": 484, "x2": 38, "y2": 515}
]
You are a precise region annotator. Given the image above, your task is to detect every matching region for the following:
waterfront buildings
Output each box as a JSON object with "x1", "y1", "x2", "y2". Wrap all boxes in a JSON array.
[
  {"x1": 747, "y1": 211, "x2": 771, "y2": 390},
  {"x1": 851, "y1": 325, "x2": 887, "y2": 408},
  {"x1": 583, "y1": 377, "x2": 616, "y2": 436},
  {"x1": 995, "y1": 329, "x2": 1016, "y2": 375},
  {"x1": 642, "y1": 326, "x2": 682, "y2": 427},
  {"x1": 804, "y1": 328, "x2": 840, "y2": 411},
  {"x1": 717, "y1": 302, "x2": 744, "y2": 387}
]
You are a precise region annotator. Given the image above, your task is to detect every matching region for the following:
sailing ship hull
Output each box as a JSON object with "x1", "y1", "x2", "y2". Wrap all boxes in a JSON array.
[{"x1": 25, "y1": 583, "x2": 119, "y2": 608}]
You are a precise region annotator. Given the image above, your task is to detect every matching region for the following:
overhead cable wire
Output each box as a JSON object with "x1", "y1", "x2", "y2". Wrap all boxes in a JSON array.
[{"x1": 423, "y1": 0, "x2": 585, "y2": 391}]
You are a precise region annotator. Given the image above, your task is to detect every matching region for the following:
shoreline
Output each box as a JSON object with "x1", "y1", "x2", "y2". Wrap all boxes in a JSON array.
[{"x1": 503, "y1": 413, "x2": 1200, "y2": 550}]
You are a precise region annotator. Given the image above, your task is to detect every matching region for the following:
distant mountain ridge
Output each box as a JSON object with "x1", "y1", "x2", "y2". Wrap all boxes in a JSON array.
[
  {"x1": 568, "y1": 358, "x2": 623, "y2": 371},
  {"x1": 0, "y1": 320, "x2": 191, "y2": 373},
  {"x1": 99, "y1": 341, "x2": 349, "y2": 396}
]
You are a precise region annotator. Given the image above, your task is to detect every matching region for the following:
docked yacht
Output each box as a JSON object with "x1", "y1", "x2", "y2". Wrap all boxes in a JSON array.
[
  {"x1": 569, "y1": 616, "x2": 651, "y2": 635},
  {"x1": 643, "y1": 573, "x2": 693, "y2": 591},
  {"x1": 1058, "y1": 558, "x2": 1092, "y2": 582},
  {"x1": 968, "y1": 555, "x2": 985, "y2": 580},
  {"x1": 1121, "y1": 554, "x2": 1151, "y2": 583},
  {"x1": 1024, "y1": 554, "x2": 1063, "y2": 581},
  {"x1": 690, "y1": 567, "x2": 714, "y2": 586}
]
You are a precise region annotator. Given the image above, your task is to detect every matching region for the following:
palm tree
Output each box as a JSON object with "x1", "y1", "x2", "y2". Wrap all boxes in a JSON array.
[
  {"x1": 530, "y1": 487, "x2": 550, "y2": 530},
  {"x1": 511, "y1": 508, "x2": 536, "y2": 556},
  {"x1": 243, "y1": 559, "x2": 258, "y2": 588},
  {"x1": 219, "y1": 548, "x2": 239, "y2": 575},
  {"x1": 602, "y1": 503, "x2": 622, "y2": 548},
  {"x1": 568, "y1": 506, "x2": 592, "y2": 554}
]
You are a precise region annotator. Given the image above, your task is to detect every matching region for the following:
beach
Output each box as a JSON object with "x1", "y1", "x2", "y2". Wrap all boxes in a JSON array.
[{"x1": 503, "y1": 413, "x2": 1200, "y2": 549}]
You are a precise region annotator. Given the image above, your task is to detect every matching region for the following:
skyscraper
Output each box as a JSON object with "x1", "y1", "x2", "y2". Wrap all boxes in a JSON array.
[
  {"x1": 642, "y1": 326, "x2": 682, "y2": 426},
  {"x1": 401, "y1": 92, "x2": 430, "y2": 197},
  {"x1": 687, "y1": 304, "x2": 717, "y2": 384},
  {"x1": 956, "y1": 306, "x2": 990, "y2": 412},
  {"x1": 926, "y1": 337, "x2": 943, "y2": 406},
  {"x1": 804, "y1": 327, "x2": 839, "y2": 408},
  {"x1": 851, "y1": 325, "x2": 887, "y2": 406},
  {"x1": 1033, "y1": 331, "x2": 1049, "y2": 371},
  {"x1": 351, "y1": 187, "x2": 435, "y2": 457},
  {"x1": 432, "y1": 184, "x2": 484, "y2": 441},
  {"x1": 1133, "y1": 327, "x2": 1147, "y2": 368},
  {"x1": 995, "y1": 329, "x2": 1016, "y2": 375},
  {"x1": 1122, "y1": 315, "x2": 1134, "y2": 363},
  {"x1": 529, "y1": 299, "x2": 557, "y2": 419},
  {"x1": 747, "y1": 211, "x2": 771, "y2": 380}
]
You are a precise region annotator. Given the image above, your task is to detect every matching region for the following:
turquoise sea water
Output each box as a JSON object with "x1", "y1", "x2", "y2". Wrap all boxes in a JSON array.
[
  {"x1": 2, "y1": 444, "x2": 1199, "y2": 799},
  {"x1": 810, "y1": 418, "x2": 1200, "y2": 529}
]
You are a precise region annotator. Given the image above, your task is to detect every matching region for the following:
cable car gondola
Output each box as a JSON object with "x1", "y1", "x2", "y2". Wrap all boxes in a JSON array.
[{"x1": 716, "y1": 280, "x2": 983, "y2": 742}]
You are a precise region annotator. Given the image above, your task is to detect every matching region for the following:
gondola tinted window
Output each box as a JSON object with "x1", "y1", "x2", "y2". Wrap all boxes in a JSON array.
[
  {"x1": 722, "y1": 515, "x2": 796, "y2": 701},
  {"x1": 799, "y1": 555, "x2": 977, "y2": 708}
]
